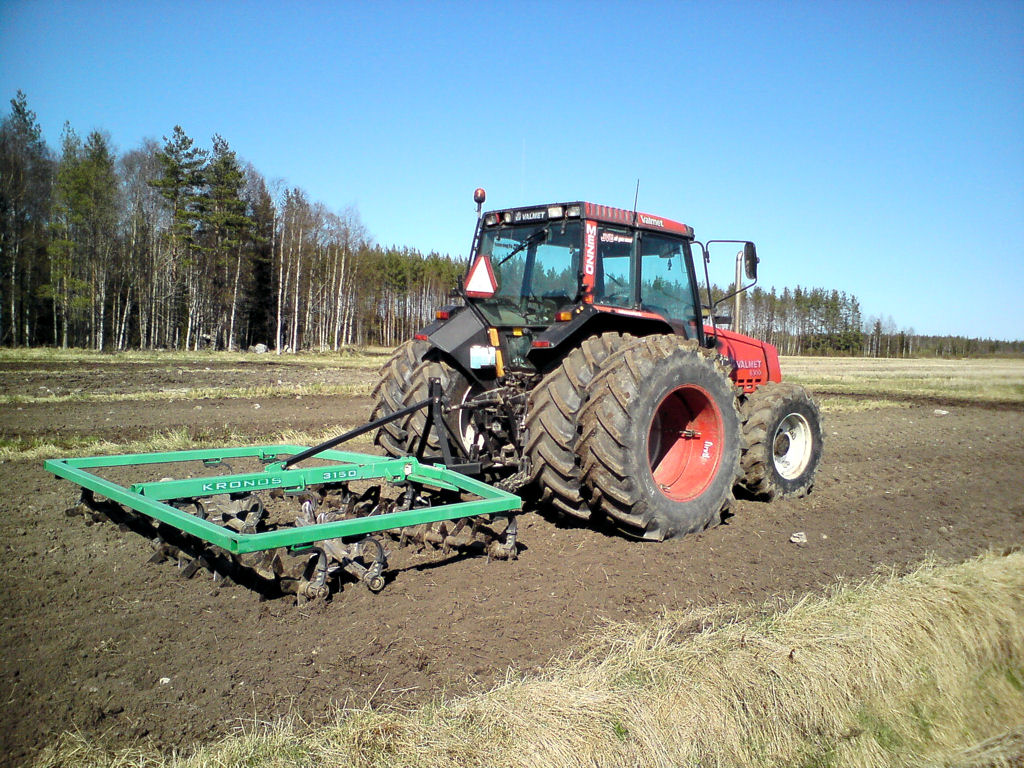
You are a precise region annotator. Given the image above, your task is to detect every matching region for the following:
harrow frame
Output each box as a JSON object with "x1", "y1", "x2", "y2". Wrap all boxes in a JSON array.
[
  {"x1": 44, "y1": 445, "x2": 521, "y2": 556},
  {"x1": 44, "y1": 378, "x2": 523, "y2": 597}
]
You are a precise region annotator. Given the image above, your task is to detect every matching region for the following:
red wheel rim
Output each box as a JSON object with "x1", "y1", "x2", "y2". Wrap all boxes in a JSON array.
[{"x1": 647, "y1": 385, "x2": 724, "y2": 502}]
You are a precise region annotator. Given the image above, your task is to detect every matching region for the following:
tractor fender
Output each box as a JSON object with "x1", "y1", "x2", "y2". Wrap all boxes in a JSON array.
[
  {"x1": 415, "y1": 305, "x2": 491, "y2": 384},
  {"x1": 706, "y1": 326, "x2": 782, "y2": 392},
  {"x1": 526, "y1": 304, "x2": 679, "y2": 372}
]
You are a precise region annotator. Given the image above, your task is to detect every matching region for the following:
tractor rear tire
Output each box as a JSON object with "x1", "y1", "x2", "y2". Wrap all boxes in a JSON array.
[
  {"x1": 400, "y1": 357, "x2": 482, "y2": 457},
  {"x1": 371, "y1": 339, "x2": 430, "y2": 457},
  {"x1": 524, "y1": 332, "x2": 635, "y2": 520},
  {"x1": 739, "y1": 382, "x2": 822, "y2": 500},
  {"x1": 578, "y1": 335, "x2": 741, "y2": 540}
]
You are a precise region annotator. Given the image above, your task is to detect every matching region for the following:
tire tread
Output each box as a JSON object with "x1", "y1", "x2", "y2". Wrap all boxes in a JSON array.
[
  {"x1": 523, "y1": 332, "x2": 634, "y2": 520},
  {"x1": 739, "y1": 381, "x2": 823, "y2": 500},
  {"x1": 371, "y1": 339, "x2": 429, "y2": 457}
]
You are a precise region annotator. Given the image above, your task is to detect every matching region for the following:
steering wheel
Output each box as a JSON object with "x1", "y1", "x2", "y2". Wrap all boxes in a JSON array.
[
  {"x1": 484, "y1": 295, "x2": 529, "y2": 319},
  {"x1": 601, "y1": 292, "x2": 631, "y2": 305},
  {"x1": 520, "y1": 295, "x2": 554, "y2": 318}
]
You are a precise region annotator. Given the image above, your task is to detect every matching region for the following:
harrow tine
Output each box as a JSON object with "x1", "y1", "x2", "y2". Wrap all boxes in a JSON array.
[
  {"x1": 179, "y1": 556, "x2": 207, "y2": 579},
  {"x1": 148, "y1": 542, "x2": 171, "y2": 564}
]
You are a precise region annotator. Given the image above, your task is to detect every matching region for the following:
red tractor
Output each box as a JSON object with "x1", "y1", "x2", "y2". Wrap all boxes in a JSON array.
[{"x1": 371, "y1": 191, "x2": 822, "y2": 540}]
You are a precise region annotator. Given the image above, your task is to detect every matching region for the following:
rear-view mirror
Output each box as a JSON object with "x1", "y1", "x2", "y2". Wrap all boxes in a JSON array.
[{"x1": 743, "y1": 242, "x2": 758, "y2": 281}]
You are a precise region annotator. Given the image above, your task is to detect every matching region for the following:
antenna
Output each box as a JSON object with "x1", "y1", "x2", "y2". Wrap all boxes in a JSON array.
[{"x1": 631, "y1": 179, "x2": 640, "y2": 225}]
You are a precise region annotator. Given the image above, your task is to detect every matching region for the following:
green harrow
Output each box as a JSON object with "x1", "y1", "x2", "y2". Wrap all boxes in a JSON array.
[{"x1": 45, "y1": 380, "x2": 522, "y2": 601}]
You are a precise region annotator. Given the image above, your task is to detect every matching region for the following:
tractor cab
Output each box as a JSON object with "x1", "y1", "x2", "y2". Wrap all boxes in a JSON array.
[
  {"x1": 466, "y1": 202, "x2": 702, "y2": 340},
  {"x1": 416, "y1": 193, "x2": 770, "y2": 389}
]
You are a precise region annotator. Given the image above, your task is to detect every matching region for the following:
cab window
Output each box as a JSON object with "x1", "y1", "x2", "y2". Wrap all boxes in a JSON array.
[{"x1": 639, "y1": 233, "x2": 697, "y2": 325}]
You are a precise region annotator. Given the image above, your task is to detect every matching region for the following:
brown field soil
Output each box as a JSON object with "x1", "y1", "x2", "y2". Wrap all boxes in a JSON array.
[{"x1": 1, "y1": 357, "x2": 1022, "y2": 767}]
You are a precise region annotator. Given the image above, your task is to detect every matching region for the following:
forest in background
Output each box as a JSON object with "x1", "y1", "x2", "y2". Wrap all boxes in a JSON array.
[
  {"x1": 2, "y1": 92, "x2": 1021, "y2": 357},
  {"x1": 0, "y1": 92, "x2": 460, "y2": 352}
]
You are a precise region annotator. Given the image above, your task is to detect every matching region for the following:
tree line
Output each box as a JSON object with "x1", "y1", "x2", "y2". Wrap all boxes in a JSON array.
[
  {"x1": 731, "y1": 285, "x2": 1022, "y2": 357},
  {"x1": 2, "y1": 92, "x2": 1019, "y2": 357},
  {"x1": 0, "y1": 91, "x2": 461, "y2": 351}
]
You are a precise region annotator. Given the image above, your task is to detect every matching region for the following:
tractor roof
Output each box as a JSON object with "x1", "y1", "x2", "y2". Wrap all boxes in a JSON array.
[{"x1": 481, "y1": 201, "x2": 695, "y2": 239}]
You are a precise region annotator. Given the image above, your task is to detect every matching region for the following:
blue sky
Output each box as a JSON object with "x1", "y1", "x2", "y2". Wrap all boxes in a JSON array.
[{"x1": 2, "y1": 0, "x2": 1022, "y2": 339}]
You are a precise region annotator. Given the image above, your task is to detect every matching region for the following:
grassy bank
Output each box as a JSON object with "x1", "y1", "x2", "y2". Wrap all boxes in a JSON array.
[{"x1": 35, "y1": 550, "x2": 1024, "y2": 768}]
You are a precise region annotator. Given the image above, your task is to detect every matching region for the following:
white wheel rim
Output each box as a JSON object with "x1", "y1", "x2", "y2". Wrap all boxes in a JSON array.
[
  {"x1": 772, "y1": 413, "x2": 813, "y2": 480},
  {"x1": 459, "y1": 385, "x2": 486, "y2": 452}
]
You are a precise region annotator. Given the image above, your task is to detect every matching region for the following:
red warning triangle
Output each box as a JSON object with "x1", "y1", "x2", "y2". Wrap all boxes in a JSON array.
[{"x1": 465, "y1": 254, "x2": 497, "y2": 298}]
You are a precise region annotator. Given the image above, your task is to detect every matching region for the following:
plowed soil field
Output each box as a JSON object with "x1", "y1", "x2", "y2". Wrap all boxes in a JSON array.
[{"x1": 1, "y1": 354, "x2": 1022, "y2": 767}]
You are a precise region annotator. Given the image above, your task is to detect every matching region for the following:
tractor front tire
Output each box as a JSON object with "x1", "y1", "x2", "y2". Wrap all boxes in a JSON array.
[
  {"x1": 578, "y1": 335, "x2": 741, "y2": 540},
  {"x1": 739, "y1": 382, "x2": 822, "y2": 500},
  {"x1": 524, "y1": 332, "x2": 635, "y2": 521},
  {"x1": 371, "y1": 339, "x2": 429, "y2": 457}
]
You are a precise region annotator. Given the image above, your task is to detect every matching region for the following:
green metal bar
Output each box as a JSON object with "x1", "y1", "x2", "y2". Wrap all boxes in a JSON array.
[
  {"x1": 46, "y1": 455, "x2": 247, "y2": 550},
  {"x1": 130, "y1": 457, "x2": 414, "y2": 500},
  {"x1": 44, "y1": 446, "x2": 520, "y2": 555},
  {"x1": 52, "y1": 444, "x2": 394, "y2": 469}
]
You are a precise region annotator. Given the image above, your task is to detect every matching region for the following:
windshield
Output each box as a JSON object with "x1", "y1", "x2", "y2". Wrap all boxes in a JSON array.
[{"x1": 474, "y1": 220, "x2": 582, "y2": 325}]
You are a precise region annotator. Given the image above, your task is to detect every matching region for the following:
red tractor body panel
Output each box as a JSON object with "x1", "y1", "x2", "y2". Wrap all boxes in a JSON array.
[
  {"x1": 581, "y1": 202, "x2": 695, "y2": 238},
  {"x1": 706, "y1": 326, "x2": 782, "y2": 393}
]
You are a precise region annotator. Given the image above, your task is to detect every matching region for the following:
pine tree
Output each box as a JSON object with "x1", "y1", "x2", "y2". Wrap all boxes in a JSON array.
[
  {"x1": 47, "y1": 128, "x2": 119, "y2": 349},
  {"x1": 81, "y1": 131, "x2": 120, "y2": 349},
  {"x1": 49, "y1": 124, "x2": 86, "y2": 347},
  {"x1": 149, "y1": 126, "x2": 206, "y2": 348},
  {"x1": 240, "y1": 163, "x2": 276, "y2": 349},
  {"x1": 201, "y1": 135, "x2": 252, "y2": 349}
]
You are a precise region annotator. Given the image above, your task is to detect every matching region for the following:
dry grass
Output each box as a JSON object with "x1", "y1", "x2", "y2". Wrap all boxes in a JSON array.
[
  {"x1": 940, "y1": 726, "x2": 1024, "y2": 768},
  {"x1": 0, "y1": 426, "x2": 375, "y2": 461},
  {"x1": 782, "y1": 356, "x2": 1024, "y2": 411},
  {"x1": 35, "y1": 550, "x2": 1024, "y2": 768},
  {"x1": 5, "y1": 349, "x2": 1021, "y2": 413},
  {"x1": 0, "y1": 345, "x2": 392, "y2": 367},
  {"x1": 0, "y1": 380, "x2": 375, "y2": 406}
]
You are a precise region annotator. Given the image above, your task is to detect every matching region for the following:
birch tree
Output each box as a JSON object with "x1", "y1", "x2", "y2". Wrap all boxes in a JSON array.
[{"x1": 0, "y1": 91, "x2": 52, "y2": 345}]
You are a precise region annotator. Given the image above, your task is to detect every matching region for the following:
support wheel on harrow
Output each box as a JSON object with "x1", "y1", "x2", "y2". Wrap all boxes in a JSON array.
[
  {"x1": 523, "y1": 332, "x2": 635, "y2": 521},
  {"x1": 371, "y1": 339, "x2": 430, "y2": 457},
  {"x1": 738, "y1": 382, "x2": 822, "y2": 500},
  {"x1": 578, "y1": 335, "x2": 741, "y2": 540}
]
